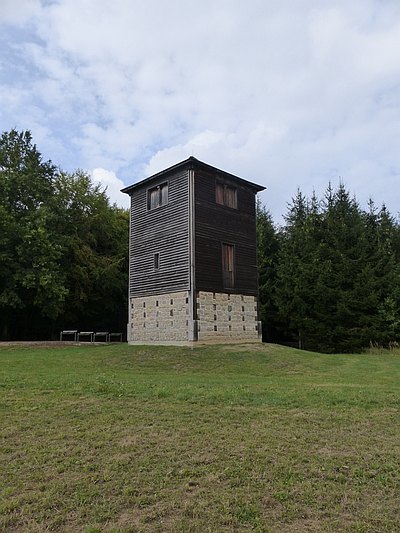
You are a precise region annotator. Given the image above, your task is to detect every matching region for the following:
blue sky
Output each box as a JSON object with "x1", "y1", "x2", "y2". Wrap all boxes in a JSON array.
[{"x1": 1, "y1": 0, "x2": 400, "y2": 221}]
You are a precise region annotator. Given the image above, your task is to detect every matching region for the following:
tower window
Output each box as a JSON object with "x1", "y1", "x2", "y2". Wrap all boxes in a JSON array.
[
  {"x1": 147, "y1": 182, "x2": 168, "y2": 210},
  {"x1": 154, "y1": 252, "x2": 160, "y2": 270},
  {"x1": 216, "y1": 182, "x2": 237, "y2": 209},
  {"x1": 222, "y1": 243, "x2": 235, "y2": 289}
]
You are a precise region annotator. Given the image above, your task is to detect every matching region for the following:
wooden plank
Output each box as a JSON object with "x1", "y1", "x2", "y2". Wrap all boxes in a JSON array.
[
  {"x1": 129, "y1": 169, "x2": 190, "y2": 297},
  {"x1": 194, "y1": 169, "x2": 258, "y2": 296}
]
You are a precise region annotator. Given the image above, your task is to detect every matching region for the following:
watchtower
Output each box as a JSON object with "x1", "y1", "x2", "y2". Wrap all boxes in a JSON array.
[{"x1": 121, "y1": 157, "x2": 265, "y2": 344}]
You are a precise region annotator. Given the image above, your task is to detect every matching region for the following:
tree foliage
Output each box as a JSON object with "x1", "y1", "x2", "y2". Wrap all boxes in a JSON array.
[
  {"x1": 51, "y1": 170, "x2": 128, "y2": 332},
  {"x1": 257, "y1": 184, "x2": 400, "y2": 352},
  {"x1": 2, "y1": 128, "x2": 400, "y2": 350},
  {"x1": 256, "y1": 200, "x2": 280, "y2": 342},
  {"x1": 0, "y1": 129, "x2": 128, "y2": 340}
]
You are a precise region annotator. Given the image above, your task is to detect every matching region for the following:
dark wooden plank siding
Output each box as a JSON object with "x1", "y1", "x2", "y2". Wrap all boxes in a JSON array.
[
  {"x1": 194, "y1": 169, "x2": 258, "y2": 295},
  {"x1": 129, "y1": 169, "x2": 189, "y2": 297}
]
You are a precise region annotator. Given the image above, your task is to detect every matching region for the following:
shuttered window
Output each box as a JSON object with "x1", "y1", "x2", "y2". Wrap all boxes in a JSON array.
[
  {"x1": 216, "y1": 182, "x2": 237, "y2": 209},
  {"x1": 147, "y1": 182, "x2": 168, "y2": 210},
  {"x1": 222, "y1": 243, "x2": 235, "y2": 288}
]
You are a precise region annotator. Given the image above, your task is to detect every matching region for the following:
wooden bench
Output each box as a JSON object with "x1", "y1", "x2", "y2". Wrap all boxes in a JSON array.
[
  {"x1": 59, "y1": 330, "x2": 78, "y2": 341},
  {"x1": 60, "y1": 330, "x2": 122, "y2": 343},
  {"x1": 109, "y1": 332, "x2": 123, "y2": 342},
  {"x1": 77, "y1": 331, "x2": 94, "y2": 343},
  {"x1": 93, "y1": 331, "x2": 110, "y2": 343}
]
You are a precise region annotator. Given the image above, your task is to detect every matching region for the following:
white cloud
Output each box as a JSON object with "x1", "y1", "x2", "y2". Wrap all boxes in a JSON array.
[
  {"x1": 145, "y1": 126, "x2": 288, "y2": 184},
  {"x1": 1, "y1": 0, "x2": 400, "y2": 220},
  {"x1": 91, "y1": 168, "x2": 130, "y2": 209},
  {"x1": 0, "y1": 0, "x2": 40, "y2": 25}
]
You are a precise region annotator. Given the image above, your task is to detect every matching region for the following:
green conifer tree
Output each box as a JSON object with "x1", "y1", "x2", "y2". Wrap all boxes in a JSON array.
[{"x1": 256, "y1": 200, "x2": 280, "y2": 341}]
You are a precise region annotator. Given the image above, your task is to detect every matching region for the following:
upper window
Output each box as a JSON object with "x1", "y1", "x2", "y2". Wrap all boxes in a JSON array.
[
  {"x1": 216, "y1": 182, "x2": 237, "y2": 209},
  {"x1": 147, "y1": 182, "x2": 168, "y2": 210}
]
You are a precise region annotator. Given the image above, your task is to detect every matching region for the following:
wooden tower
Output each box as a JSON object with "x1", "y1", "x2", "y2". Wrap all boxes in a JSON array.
[{"x1": 121, "y1": 157, "x2": 265, "y2": 344}]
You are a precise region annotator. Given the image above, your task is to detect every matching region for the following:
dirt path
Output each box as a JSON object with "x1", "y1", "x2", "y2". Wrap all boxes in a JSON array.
[{"x1": 0, "y1": 341, "x2": 110, "y2": 347}]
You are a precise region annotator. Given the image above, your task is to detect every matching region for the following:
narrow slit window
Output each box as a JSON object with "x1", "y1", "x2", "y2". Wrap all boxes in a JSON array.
[{"x1": 154, "y1": 253, "x2": 160, "y2": 270}]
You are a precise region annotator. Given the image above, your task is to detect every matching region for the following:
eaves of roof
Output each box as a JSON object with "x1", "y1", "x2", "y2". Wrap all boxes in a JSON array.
[{"x1": 121, "y1": 156, "x2": 266, "y2": 195}]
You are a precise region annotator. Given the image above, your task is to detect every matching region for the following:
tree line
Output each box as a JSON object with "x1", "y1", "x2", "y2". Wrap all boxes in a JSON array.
[
  {"x1": 257, "y1": 187, "x2": 400, "y2": 352},
  {"x1": 0, "y1": 129, "x2": 128, "y2": 340},
  {"x1": 1, "y1": 129, "x2": 399, "y2": 351}
]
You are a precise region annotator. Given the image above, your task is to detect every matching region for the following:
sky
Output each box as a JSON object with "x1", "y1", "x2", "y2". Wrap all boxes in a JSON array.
[{"x1": 1, "y1": 0, "x2": 400, "y2": 222}]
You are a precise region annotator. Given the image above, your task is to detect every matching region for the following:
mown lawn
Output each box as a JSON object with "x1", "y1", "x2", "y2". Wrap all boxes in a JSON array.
[{"x1": 1, "y1": 343, "x2": 399, "y2": 532}]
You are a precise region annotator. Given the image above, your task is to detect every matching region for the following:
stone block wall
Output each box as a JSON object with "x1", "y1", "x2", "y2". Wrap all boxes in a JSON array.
[
  {"x1": 196, "y1": 291, "x2": 260, "y2": 342},
  {"x1": 129, "y1": 291, "x2": 190, "y2": 342},
  {"x1": 129, "y1": 290, "x2": 261, "y2": 344}
]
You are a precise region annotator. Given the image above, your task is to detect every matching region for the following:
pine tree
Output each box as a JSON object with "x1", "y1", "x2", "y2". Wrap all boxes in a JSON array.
[
  {"x1": 275, "y1": 184, "x2": 400, "y2": 352},
  {"x1": 256, "y1": 200, "x2": 280, "y2": 341},
  {"x1": 363, "y1": 204, "x2": 400, "y2": 345},
  {"x1": 316, "y1": 183, "x2": 369, "y2": 351},
  {"x1": 275, "y1": 190, "x2": 323, "y2": 349}
]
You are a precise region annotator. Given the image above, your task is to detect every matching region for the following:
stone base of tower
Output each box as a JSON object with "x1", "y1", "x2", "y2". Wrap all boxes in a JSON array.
[
  {"x1": 127, "y1": 290, "x2": 261, "y2": 345},
  {"x1": 196, "y1": 291, "x2": 261, "y2": 342},
  {"x1": 128, "y1": 291, "x2": 191, "y2": 343}
]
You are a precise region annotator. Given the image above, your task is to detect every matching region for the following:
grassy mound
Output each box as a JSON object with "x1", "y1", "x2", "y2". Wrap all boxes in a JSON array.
[{"x1": 1, "y1": 343, "x2": 399, "y2": 532}]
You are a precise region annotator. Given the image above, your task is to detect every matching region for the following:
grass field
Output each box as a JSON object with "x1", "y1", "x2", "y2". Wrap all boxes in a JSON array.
[{"x1": 1, "y1": 343, "x2": 399, "y2": 532}]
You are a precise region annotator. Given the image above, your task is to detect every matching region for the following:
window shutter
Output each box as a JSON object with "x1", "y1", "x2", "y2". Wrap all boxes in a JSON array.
[
  {"x1": 222, "y1": 243, "x2": 235, "y2": 288},
  {"x1": 225, "y1": 186, "x2": 237, "y2": 208},
  {"x1": 149, "y1": 188, "x2": 159, "y2": 209},
  {"x1": 161, "y1": 183, "x2": 168, "y2": 205},
  {"x1": 216, "y1": 182, "x2": 224, "y2": 204}
]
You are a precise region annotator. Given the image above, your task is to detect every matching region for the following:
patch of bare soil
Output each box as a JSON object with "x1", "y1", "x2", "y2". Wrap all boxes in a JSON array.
[{"x1": 0, "y1": 341, "x2": 107, "y2": 347}]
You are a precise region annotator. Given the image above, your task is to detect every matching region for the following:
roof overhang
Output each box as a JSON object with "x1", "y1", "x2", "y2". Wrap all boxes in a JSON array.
[{"x1": 121, "y1": 156, "x2": 266, "y2": 195}]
